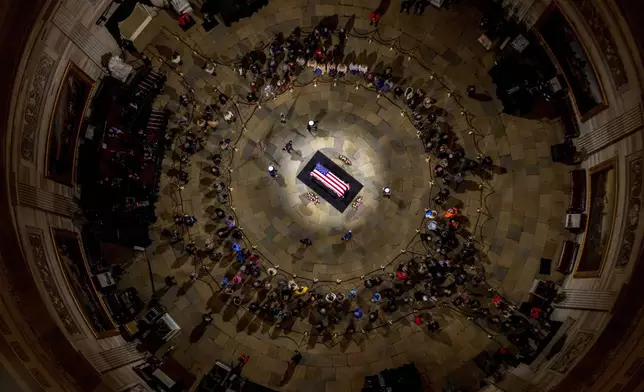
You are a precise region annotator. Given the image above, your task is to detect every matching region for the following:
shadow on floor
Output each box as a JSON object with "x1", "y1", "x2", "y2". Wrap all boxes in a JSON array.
[{"x1": 189, "y1": 322, "x2": 208, "y2": 343}]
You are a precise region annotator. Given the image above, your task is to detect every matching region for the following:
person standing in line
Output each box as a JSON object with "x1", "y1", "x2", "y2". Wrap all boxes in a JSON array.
[
  {"x1": 400, "y1": 0, "x2": 413, "y2": 14},
  {"x1": 300, "y1": 238, "x2": 312, "y2": 246},
  {"x1": 171, "y1": 51, "x2": 183, "y2": 66},
  {"x1": 289, "y1": 350, "x2": 302, "y2": 365},
  {"x1": 341, "y1": 230, "x2": 353, "y2": 241},
  {"x1": 280, "y1": 113, "x2": 287, "y2": 124},
  {"x1": 164, "y1": 276, "x2": 177, "y2": 287},
  {"x1": 369, "y1": 10, "x2": 382, "y2": 26},
  {"x1": 414, "y1": 0, "x2": 428, "y2": 15}
]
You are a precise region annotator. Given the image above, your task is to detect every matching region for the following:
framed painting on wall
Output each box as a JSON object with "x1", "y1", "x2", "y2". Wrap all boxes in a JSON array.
[
  {"x1": 575, "y1": 158, "x2": 618, "y2": 278},
  {"x1": 51, "y1": 228, "x2": 119, "y2": 338},
  {"x1": 46, "y1": 62, "x2": 94, "y2": 186},
  {"x1": 535, "y1": 2, "x2": 607, "y2": 122}
]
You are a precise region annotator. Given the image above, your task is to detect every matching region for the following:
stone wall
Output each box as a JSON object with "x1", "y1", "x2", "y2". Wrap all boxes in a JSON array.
[
  {"x1": 2, "y1": 0, "x2": 149, "y2": 390},
  {"x1": 499, "y1": 0, "x2": 644, "y2": 390}
]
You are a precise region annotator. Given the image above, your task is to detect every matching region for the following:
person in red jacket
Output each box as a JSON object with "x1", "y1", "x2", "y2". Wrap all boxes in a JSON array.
[{"x1": 369, "y1": 10, "x2": 382, "y2": 26}]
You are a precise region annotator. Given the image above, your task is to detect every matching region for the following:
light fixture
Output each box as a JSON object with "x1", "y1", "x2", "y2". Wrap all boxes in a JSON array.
[
  {"x1": 447, "y1": 92, "x2": 452, "y2": 97},
  {"x1": 380, "y1": 265, "x2": 385, "y2": 270},
  {"x1": 460, "y1": 110, "x2": 466, "y2": 116},
  {"x1": 313, "y1": 82, "x2": 317, "y2": 87},
  {"x1": 336, "y1": 279, "x2": 342, "y2": 284},
  {"x1": 468, "y1": 131, "x2": 473, "y2": 135},
  {"x1": 476, "y1": 208, "x2": 481, "y2": 213},
  {"x1": 355, "y1": 84, "x2": 359, "y2": 90},
  {"x1": 400, "y1": 111, "x2": 405, "y2": 116},
  {"x1": 389, "y1": 46, "x2": 394, "y2": 51}
]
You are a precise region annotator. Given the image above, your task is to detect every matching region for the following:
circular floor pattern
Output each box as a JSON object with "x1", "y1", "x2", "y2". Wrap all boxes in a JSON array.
[
  {"x1": 116, "y1": 2, "x2": 574, "y2": 390},
  {"x1": 231, "y1": 85, "x2": 432, "y2": 280}
]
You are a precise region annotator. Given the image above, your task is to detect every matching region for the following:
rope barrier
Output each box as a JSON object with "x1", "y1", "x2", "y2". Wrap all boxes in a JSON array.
[{"x1": 134, "y1": 22, "x2": 525, "y2": 341}]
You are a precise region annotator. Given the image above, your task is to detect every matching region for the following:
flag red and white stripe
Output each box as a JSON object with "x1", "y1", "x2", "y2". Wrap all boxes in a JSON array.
[{"x1": 310, "y1": 163, "x2": 350, "y2": 198}]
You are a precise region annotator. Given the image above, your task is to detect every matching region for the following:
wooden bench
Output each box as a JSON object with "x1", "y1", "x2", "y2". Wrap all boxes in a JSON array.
[
  {"x1": 568, "y1": 169, "x2": 586, "y2": 213},
  {"x1": 556, "y1": 240, "x2": 579, "y2": 274}
]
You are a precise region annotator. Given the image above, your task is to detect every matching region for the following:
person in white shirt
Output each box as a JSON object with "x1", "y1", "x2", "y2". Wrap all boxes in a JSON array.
[
  {"x1": 337, "y1": 63, "x2": 348, "y2": 77},
  {"x1": 171, "y1": 51, "x2": 183, "y2": 66},
  {"x1": 224, "y1": 111, "x2": 235, "y2": 123}
]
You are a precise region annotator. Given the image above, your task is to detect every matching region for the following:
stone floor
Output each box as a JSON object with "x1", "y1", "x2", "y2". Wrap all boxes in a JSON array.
[{"x1": 116, "y1": 1, "x2": 572, "y2": 390}]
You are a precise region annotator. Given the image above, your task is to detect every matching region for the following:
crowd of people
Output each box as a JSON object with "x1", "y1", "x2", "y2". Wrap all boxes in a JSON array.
[{"x1": 152, "y1": 19, "x2": 556, "y2": 387}]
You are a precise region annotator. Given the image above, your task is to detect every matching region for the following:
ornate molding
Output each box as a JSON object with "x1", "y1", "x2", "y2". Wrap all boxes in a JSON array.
[
  {"x1": 615, "y1": 153, "x2": 642, "y2": 269},
  {"x1": 27, "y1": 231, "x2": 81, "y2": 336},
  {"x1": 0, "y1": 313, "x2": 11, "y2": 335},
  {"x1": 9, "y1": 341, "x2": 31, "y2": 362},
  {"x1": 572, "y1": 0, "x2": 628, "y2": 88},
  {"x1": 29, "y1": 367, "x2": 53, "y2": 389},
  {"x1": 20, "y1": 53, "x2": 55, "y2": 162},
  {"x1": 550, "y1": 331, "x2": 595, "y2": 374}
]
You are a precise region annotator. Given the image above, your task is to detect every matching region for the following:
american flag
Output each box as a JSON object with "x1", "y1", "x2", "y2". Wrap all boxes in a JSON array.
[{"x1": 310, "y1": 163, "x2": 350, "y2": 198}]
